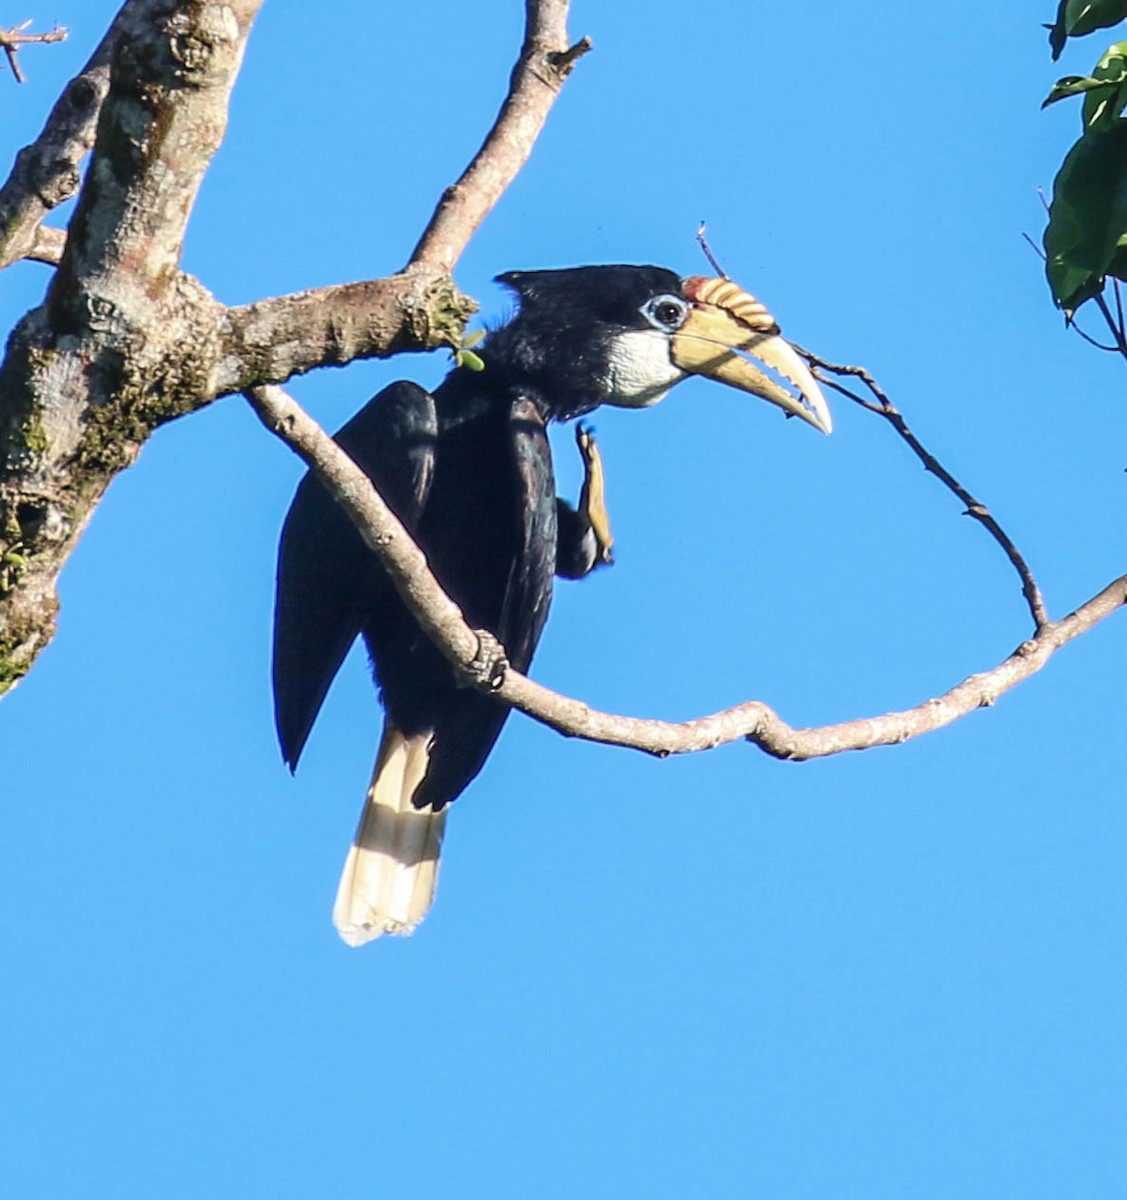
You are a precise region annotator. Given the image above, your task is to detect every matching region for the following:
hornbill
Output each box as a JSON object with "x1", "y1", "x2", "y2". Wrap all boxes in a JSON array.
[{"x1": 273, "y1": 265, "x2": 831, "y2": 945}]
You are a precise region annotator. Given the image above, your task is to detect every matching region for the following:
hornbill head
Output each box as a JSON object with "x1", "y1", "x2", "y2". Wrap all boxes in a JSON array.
[{"x1": 490, "y1": 264, "x2": 831, "y2": 433}]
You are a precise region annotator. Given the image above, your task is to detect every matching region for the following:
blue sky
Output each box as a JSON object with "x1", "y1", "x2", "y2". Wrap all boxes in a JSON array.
[{"x1": 3, "y1": 3, "x2": 1127, "y2": 1196}]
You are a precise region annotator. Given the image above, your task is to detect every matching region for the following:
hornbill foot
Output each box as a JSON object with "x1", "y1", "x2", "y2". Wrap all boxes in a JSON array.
[
  {"x1": 576, "y1": 421, "x2": 615, "y2": 566},
  {"x1": 458, "y1": 629, "x2": 509, "y2": 691}
]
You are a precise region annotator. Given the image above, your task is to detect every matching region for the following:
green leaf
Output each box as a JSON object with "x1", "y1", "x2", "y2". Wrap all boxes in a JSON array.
[
  {"x1": 1049, "y1": 0, "x2": 1127, "y2": 59},
  {"x1": 460, "y1": 328, "x2": 485, "y2": 350},
  {"x1": 1082, "y1": 43, "x2": 1127, "y2": 127},
  {"x1": 1066, "y1": 0, "x2": 1127, "y2": 37},
  {"x1": 1048, "y1": 1, "x2": 1071, "y2": 59},
  {"x1": 454, "y1": 349, "x2": 486, "y2": 372},
  {"x1": 1108, "y1": 241, "x2": 1127, "y2": 279},
  {"x1": 1044, "y1": 51, "x2": 1127, "y2": 132},
  {"x1": 1044, "y1": 44, "x2": 1127, "y2": 132},
  {"x1": 1044, "y1": 119, "x2": 1127, "y2": 313},
  {"x1": 1043, "y1": 72, "x2": 1114, "y2": 106}
]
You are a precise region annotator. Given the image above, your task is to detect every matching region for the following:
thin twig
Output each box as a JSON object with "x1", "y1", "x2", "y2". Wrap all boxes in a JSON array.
[
  {"x1": 1017, "y1": 231, "x2": 1113, "y2": 350},
  {"x1": 1070, "y1": 324, "x2": 1120, "y2": 353},
  {"x1": 696, "y1": 226, "x2": 1046, "y2": 628},
  {"x1": 795, "y1": 346, "x2": 1052, "y2": 631},
  {"x1": 1094, "y1": 292, "x2": 1127, "y2": 354},
  {"x1": 0, "y1": 21, "x2": 67, "y2": 84},
  {"x1": 695, "y1": 222, "x2": 728, "y2": 278},
  {"x1": 1021, "y1": 231, "x2": 1046, "y2": 262}
]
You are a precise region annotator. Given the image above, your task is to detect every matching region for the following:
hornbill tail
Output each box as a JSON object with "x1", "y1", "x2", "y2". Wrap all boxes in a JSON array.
[{"x1": 333, "y1": 723, "x2": 445, "y2": 945}]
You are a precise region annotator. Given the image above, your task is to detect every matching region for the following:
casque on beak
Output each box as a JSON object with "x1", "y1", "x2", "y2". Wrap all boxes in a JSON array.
[{"x1": 669, "y1": 276, "x2": 832, "y2": 434}]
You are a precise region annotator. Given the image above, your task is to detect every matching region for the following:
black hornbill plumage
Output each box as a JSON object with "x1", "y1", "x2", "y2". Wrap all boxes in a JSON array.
[{"x1": 273, "y1": 265, "x2": 831, "y2": 945}]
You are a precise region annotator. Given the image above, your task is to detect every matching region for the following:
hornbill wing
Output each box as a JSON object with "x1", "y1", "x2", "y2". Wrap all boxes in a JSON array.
[
  {"x1": 408, "y1": 396, "x2": 558, "y2": 813},
  {"x1": 272, "y1": 381, "x2": 438, "y2": 770},
  {"x1": 500, "y1": 396, "x2": 559, "y2": 671}
]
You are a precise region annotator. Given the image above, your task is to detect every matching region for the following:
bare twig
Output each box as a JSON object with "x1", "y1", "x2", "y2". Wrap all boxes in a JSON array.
[
  {"x1": 695, "y1": 227, "x2": 1045, "y2": 629},
  {"x1": 245, "y1": 384, "x2": 1123, "y2": 765},
  {"x1": 409, "y1": 0, "x2": 591, "y2": 273},
  {"x1": 1069, "y1": 324, "x2": 1120, "y2": 353},
  {"x1": 695, "y1": 222, "x2": 728, "y2": 278},
  {"x1": 1093, "y1": 292, "x2": 1127, "y2": 355},
  {"x1": 1021, "y1": 231, "x2": 1046, "y2": 262},
  {"x1": 1021, "y1": 234, "x2": 1127, "y2": 355},
  {"x1": 0, "y1": 14, "x2": 118, "y2": 269},
  {"x1": 0, "y1": 20, "x2": 66, "y2": 84},
  {"x1": 795, "y1": 347, "x2": 1051, "y2": 631}
]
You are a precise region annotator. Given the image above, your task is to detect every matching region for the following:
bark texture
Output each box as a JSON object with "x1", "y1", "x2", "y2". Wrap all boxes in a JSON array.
[{"x1": 0, "y1": 2, "x2": 483, "y2": 694}]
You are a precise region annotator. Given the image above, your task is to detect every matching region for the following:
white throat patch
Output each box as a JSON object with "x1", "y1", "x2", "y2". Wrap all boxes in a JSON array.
[{"x1": 602, "y1": 329, "x2": 685, "y2": 408}]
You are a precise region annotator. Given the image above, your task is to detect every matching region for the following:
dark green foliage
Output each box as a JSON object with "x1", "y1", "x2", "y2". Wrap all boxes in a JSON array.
[
  {"x1": 1048, "y1": 0, "x2": 1127, "y2": 61},
  {"x1": 1043, "y1": 42, "x2": 1127, "y2": 128},
  {"x1": 1043, "y1": 20, "x2": 1127, "y2": 314},
  {"x1": 1044, "y1": 120, "x2": 1127, "y2": 313}
]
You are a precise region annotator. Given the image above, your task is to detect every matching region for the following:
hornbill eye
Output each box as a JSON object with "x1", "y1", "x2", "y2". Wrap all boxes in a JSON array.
[{"x1": 641, "y1": 294, "x2": 688, "y2": 331}]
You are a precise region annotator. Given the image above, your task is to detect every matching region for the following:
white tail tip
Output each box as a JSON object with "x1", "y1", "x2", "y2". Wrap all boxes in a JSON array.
[{"x1": 333, "y1": 725, "x2": 446, "y2": 946}]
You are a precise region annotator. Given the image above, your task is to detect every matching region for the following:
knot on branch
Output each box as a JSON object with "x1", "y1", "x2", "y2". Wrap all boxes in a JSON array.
[
  {"x1": 403, "y1": 269, "x2": 478, "y2": 349},
  {"x1": 166, "y1": 5, "x2": 240, "y2": 86},
  {"x1": 22, "y1": 146, "x2": 82, "y2": 210},
  {"x1": 459, "y1": 630, "x2": 508, "y2": 691},
  {"x1": 547, "y1": 36, "x2": 593, "y2": 79}
]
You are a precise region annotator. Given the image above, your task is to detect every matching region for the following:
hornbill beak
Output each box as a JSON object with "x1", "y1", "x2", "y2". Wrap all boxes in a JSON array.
[{"x1": 670, "y1": 275, "x2": 832, "y2": 434}]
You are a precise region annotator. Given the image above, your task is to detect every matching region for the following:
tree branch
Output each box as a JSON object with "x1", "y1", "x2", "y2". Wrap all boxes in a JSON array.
[
  {"x1": 245, "y1": 384, "x2": 1125, "y2": 765},
  {"x1": 0, "y1": 11, "x2": 118, "y2": 269},
  {"x1": 0, "y1": 0, "x2": 265, "y2": 693},
  {"x1": 217, "y1": 272, "x2": 476, "y2": 393},
  {"x1": 26, "y1": 224, "x2": 66, "y2": 265},
  {"x1": 245, "y1": 384, "x2": 482, "y2": 667},
  {"x1": 409, "y1": 0, "x2": 591, "y2": 272}
]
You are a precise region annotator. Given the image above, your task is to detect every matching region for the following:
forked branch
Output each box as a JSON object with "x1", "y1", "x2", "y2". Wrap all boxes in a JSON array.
[
  {"x1": 698, "y1": 223, "x2": 1050, "y2": 631},
  {"x1": 245, "y1": 384, "x2": 1127, "y2": 764},
  {"x1": 0, "y1": 11, "x2": 118, "y2": 268},
  {"x1": 0, "y1": 20, "x2": 66, "y2": 84}
]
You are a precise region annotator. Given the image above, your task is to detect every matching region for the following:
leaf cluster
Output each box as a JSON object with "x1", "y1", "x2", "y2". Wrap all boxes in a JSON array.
[{"x1": 1043, "y1": 5, "x2": 1127, "y2": 314}]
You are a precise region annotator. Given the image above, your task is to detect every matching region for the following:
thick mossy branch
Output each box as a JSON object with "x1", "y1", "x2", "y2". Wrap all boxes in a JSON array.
[
  {"x1": 0, "y1": 259, "x2": 474, "y2": 694},
  {"x1": 218, "y1": 270, "x2": 476, "y2": 392}
]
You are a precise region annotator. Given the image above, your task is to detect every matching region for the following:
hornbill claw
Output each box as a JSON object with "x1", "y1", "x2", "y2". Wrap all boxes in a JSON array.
[{"x1": 576, "y1": 422, "x2": 614, "y2": 565}]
